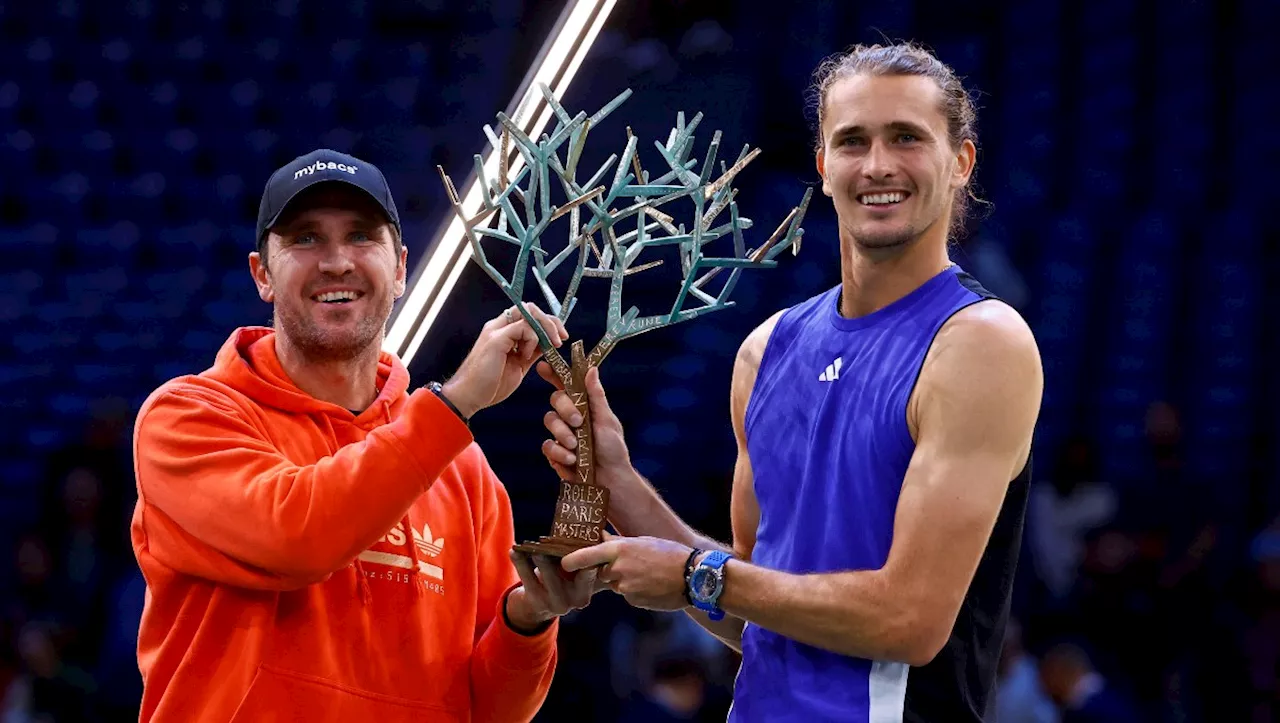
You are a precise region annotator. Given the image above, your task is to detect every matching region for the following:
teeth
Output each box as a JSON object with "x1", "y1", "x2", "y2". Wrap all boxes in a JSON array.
[
  {"x1": 859, "y1": 192, "x2": 905, "y2": 205},
  {"x1": 315, "y1": 290, "x2": 360, "y2": 302}
]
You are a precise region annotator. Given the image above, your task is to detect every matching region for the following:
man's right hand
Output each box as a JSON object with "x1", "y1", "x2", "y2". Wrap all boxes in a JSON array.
[
  {"x1": 442, "y1": 302, "x2": 568, "y2": 419},
  {"x1": 536, "y1": 364, "x2": 634, "y2": 487}
]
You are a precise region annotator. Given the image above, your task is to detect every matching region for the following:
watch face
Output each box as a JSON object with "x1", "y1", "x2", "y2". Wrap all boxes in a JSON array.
[{"x1": 691, "y1": 568, "x2": 719, "y2": 600}]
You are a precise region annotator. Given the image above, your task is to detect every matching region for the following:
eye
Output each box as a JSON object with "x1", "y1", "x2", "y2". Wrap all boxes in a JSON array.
[
  {"x1": 351, "y1": 231, "x2": 371, "y2": 242},
  {"x1": 896, "y1": 133, "x2": 918, "y2": 143},
  {"x1": 840, "y1": 136, "x2": 866, "y2": 147},
  {"x1": 293, "y1": 233, "x2": 317, "y2": 245}
]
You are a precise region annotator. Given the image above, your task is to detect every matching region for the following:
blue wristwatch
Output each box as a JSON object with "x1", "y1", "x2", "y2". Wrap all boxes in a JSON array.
[{"x1": 687, "y1": 550, "x2": 732, "y2": 621}]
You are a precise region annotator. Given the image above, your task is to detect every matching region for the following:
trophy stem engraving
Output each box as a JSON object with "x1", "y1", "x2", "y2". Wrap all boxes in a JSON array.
[
  {"x1": 569, "y1": 342, "x2": 594, "y2": 490},
  {"x1": 439, "y1": 83, "x2": 810, "y2": 559}
]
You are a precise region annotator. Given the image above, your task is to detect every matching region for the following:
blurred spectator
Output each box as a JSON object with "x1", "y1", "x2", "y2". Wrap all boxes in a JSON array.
[
  {"x1": 2, "y1": 622, "x2": 97, "y2": 723},
  {"x1": 1029, "y1": 436, "x2": 1116, "y2": 605},
  {"x1": 1242, "y1": 526, "x2": 1280, "y2": 722},
  {"x1": 1038, "y1": 643, "x2": 1141, "y2": 723},
  {"x1": 617, "y1": 654, "x2": 718, "y2": 723},
  {"x1": 990, "y1": 619, "x2": 1058, "y2": 723},
  {"x1": 7, "y1": 537, "x2": 53, "y2": 628},
  {"x1": 614, "y1": 614, "x2": 731, "y2": 723}
]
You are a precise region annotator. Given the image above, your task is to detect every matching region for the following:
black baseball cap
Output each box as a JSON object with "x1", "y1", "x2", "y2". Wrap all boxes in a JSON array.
[{"x1": 255, "y1": 148, "x2": 401, "y2": 243}]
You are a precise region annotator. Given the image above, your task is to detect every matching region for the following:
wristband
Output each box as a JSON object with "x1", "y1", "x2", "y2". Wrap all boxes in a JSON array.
[
  {"x1": 426, "y1": 381, "x2": 470, "y2": 426},
  {"x1": 502, "y1": 585, "x2": 554, "y2": 637}
]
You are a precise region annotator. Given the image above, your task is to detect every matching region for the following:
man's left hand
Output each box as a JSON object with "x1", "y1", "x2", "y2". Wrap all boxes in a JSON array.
[
  {"x1": 560, "y1": 534, "x2": 692, "y2": 612},
  {"x1": 504, "y1": 551, "x2": 602, "y2": 633}
]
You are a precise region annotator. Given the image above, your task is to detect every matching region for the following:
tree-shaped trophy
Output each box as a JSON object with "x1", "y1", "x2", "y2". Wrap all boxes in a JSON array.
[{"x1": 438, "y1": 84, "x2": 811, "y2": 558}]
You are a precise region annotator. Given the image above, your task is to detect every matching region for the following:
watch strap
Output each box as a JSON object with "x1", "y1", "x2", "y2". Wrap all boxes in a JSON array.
[{"x1": 687, "y1": 549, "x2": 732, "y2": 620}]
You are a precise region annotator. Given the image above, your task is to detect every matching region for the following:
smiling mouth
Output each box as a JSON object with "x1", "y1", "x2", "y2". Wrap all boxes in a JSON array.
[
  {"x1": 857, "y1": 191, "x2": 909, "y2": 207},
  {"x1": 311, "y1": 290, "x2": 365, "y2": 304}
]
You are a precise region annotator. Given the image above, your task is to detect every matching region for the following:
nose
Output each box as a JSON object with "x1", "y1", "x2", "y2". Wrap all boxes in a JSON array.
[
  {"x1": 317, "y1": 240, "x2": 356, "y2": 276},
  {"x1": 862, "y1": 139, "x2": 896, "y2": 181}
]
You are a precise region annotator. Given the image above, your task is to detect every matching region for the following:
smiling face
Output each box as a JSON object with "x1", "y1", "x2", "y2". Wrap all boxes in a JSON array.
[
  {"x1": 816, "y1": 73, "x2": 975, "y2": 254},
  {"x1": 249, "y1": 183, "x2": 407, "y2": 362}
]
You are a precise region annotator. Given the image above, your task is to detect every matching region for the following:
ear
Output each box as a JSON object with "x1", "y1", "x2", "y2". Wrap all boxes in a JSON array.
[
  {"x1": 951, "y1": 138, "x2": 977, "y2": 191},
  {"x1": 816, "y1": 148, "x2": 832, "y2": 197},
  {"x1": 394, "y1": 244, "x2": 408, "y2": 299},
  {"x1": 248, "y1": 250, "x2": 274, "y2": 303}
]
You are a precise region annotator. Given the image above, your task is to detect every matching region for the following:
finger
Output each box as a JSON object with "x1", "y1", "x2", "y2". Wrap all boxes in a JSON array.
[
  {"x1": 523, "y1": 302, "x2": 562, "y2": 349},
  {"x1": 601, "y1": 529, "x2": 617, "y2": 541},
  {"x1": 509, "y1": 551, "x2": 545, "y2": 603},
  {"x1": 492, "y1": 314, "x2": 534, "y2": 343},
  {"x1": 574, "y1": 565, "x2": 602, "y2": 600},
  {"x1": 552, "y1": 314, "x2": 569, "y2": 342},
  {"x1": 542, "y1": 445, "x2": 573, "y2": 481},
  {"x1": 550, "y1": 390, "x2": 584, "y2": 428},
  {"x1": 561, "y1": 540, "x2": 618, "y2": 572},
  {"x1": 536, "y1": 361, "x2": 566, "y2": 390},
  {"x1": 499, "y1": 305, "x2": 520, "y2": 327},
  {"x1": 543, "y1": 411, "x2": 578, "y2": 452},
  {"x1": 586, "y1": 366, "x2": 614, "y2": 421},
  {"x1": 521, "y1": 334, "x2": 540, "y2": 362},
  {"x1": 540, "y1": 440, "x2": 574, "y2": 480},
  {"x1": 533, "y1": 556, "x2": 568, "y2": 611},
  {"x1": 537, "y1": 432, "x2": 578, "y2": 465},
  {"x1": 494, "y1": 316, "x2": 542, "y2": 359}
]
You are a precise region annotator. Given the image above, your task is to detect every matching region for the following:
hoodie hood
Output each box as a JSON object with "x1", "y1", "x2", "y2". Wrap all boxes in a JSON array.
[{"x1": 204, "y1": 327, "x2": 411, "y2": 419}]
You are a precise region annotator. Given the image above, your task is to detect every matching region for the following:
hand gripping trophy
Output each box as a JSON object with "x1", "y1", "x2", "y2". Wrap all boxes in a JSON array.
[{"x1": 438, "y1": 84, "x2": 811, "y2": 558}]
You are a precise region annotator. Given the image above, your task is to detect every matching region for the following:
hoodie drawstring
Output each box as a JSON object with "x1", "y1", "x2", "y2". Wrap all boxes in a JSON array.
[
  {"x1": 355, "y1": 559, "x2": 372, "y2": 604},
  {"x1": 403, "y1": 514, "x2": 424, "y2": 598}
]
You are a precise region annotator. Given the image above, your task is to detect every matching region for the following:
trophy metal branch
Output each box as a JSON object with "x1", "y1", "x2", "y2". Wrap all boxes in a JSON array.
[{"x1": 438, "y1": 83, "x2": 812, "y2": 557}]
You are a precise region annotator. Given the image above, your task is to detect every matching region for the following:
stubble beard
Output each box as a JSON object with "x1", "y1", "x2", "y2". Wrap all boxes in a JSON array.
[
  {"x1": 851, "y1": 222, "x2": 919, "y2": 252},
  {"x1": 844, "y1": 196, "x2": 950, "y2": 256},
  {"x1": 274, "y1": 291, "x2": 392, "y2": 363}
]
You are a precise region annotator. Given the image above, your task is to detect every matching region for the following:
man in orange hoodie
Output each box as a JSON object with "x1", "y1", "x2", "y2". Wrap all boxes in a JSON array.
[{"x1": 130, "y1": 148, "x2": 595, "y2": 722}]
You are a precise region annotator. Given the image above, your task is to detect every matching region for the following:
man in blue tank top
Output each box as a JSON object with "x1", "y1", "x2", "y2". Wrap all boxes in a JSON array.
[{"x1": 544, "y1": 42, "x2": 1044, "y2": 722}]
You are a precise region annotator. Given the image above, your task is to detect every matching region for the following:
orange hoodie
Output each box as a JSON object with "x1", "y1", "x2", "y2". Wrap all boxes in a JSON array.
[{"x1": 130, "y1": 327, "x2": 557, "y2": 723}]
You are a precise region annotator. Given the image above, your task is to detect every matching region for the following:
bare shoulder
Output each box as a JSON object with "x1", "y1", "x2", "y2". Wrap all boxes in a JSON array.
[
  {"x1": 734, "y1": 309, "x2": 788, "y2": 378},
  {"x1": 730, "y1": 309, "x2": 788, "y2": 428},
  {"x1": 928, "y1": 301, "x2": 1040, "y2": 378},
  {"x1": 911, "y1": 301, "x2": 1043, "y2": 441}
]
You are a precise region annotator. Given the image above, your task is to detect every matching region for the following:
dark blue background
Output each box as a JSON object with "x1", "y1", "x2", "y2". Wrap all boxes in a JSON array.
[{"x1": 3, "y1": 1, "x2": 1278, "y2": 720}]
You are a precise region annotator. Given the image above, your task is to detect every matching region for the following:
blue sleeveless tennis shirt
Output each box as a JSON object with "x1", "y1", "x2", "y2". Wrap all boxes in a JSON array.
[{"x1": 732, "y1": 264, "x2": 1031, "y2": 722}]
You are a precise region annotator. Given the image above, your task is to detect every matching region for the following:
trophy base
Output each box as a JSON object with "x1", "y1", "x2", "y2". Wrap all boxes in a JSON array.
[{"x1": 513, "y1": 537, "x2": 595, "y2": 559}]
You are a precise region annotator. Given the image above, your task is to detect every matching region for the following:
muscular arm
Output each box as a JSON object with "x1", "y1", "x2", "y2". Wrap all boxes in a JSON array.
[
  {"x1": 676, "y1": 311, "x2": 781, "y2": 651},
  {"x1": 588, "y1": 313, "x2": 783, "y2": 652},
  {"x1": 714, "y1": 303, "x2": 1043, "y2": 664}
]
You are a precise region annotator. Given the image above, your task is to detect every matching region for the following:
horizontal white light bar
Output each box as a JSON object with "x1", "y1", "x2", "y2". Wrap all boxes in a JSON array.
[{"x1": 385, "y1": 0, "x2": 620, "y2": 365}]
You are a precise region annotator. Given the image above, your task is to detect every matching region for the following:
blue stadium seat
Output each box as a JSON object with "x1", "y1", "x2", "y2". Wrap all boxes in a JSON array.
[
  {"x1": 853, "y1": 2, "x2": 916, "y2": 43},
  {"x1": 1080, "y1": 0, "x2": 1137, "y2": 38},
  {"x1": 149, "y1": 222, "x2": 222, "y2": 269}
]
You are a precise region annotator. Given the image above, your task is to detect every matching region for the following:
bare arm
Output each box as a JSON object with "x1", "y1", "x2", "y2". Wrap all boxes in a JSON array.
[
  {"x1": 677, "y1": 311, "x2": 782, "y2": 651},
  {"x1": 540, "y1": 312, "x2": 784, "y2": 651},
  {"x1": 712, "y1": 302, "x2": 1043, "y2": 664}
]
